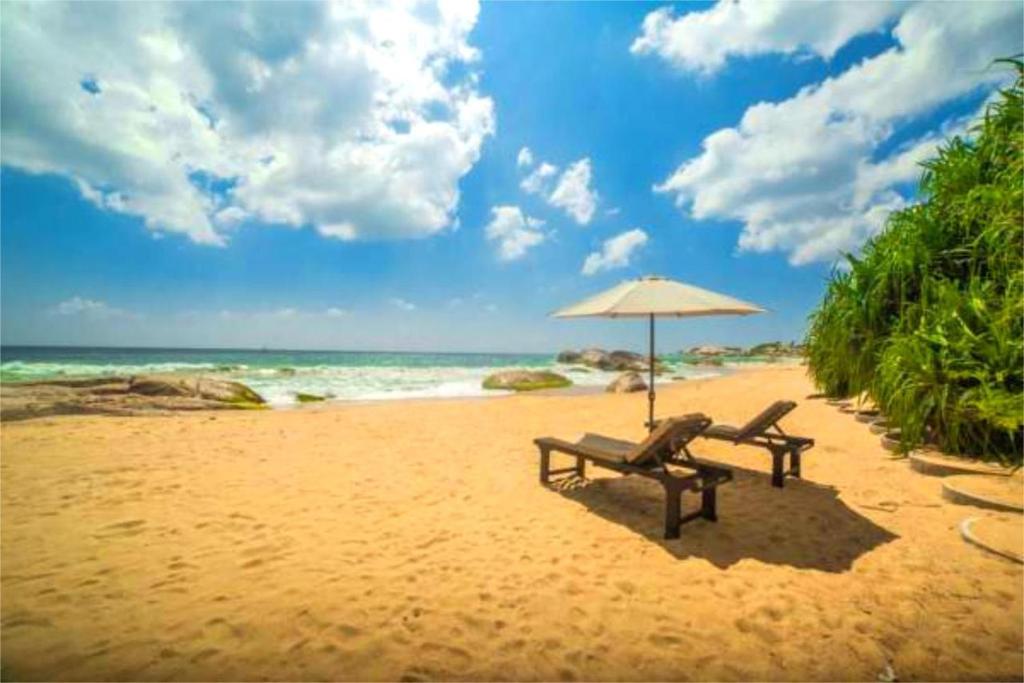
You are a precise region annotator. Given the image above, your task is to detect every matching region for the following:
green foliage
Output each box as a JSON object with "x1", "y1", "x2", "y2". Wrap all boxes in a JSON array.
[{"x1": 805, "y1": 60, "x2": 1023, "y2": 463}]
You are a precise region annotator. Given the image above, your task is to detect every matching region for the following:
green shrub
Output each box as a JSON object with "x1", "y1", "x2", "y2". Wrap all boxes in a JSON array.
[{"x1": 805, "y1": 60, "x2": 1023, "y2": 463}]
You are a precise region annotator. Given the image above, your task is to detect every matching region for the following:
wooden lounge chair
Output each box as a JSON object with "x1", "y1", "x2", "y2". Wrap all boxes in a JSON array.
[
  {"x1": 534, "y1": 414, "x2": 733, "y2": 539},
  {"x1": 700, "y1": 400, "x2": 815, "y2": 488}
]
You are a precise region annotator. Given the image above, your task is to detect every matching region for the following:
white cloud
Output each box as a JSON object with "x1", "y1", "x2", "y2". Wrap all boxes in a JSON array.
[
  {"x1": 484, "y1": 205, "x2": 546, "y2": 261},
  {"x1": 519, "y1": 162, "x2": 558, "y2": 195},
  {"x1": 549, "y1": 158, "x2": 598, "y2": 225},
  {"x1": 1, "y1": 1, "x2": 494, "y2": 245},
  {"x1": 518, "y1": 155, "x2": 598, "y2": 225},
  {"x1": 325, "y1": 307, "x2": 348, "y2": 318},
  {"x1": 645, "y1": 1, "x2": 1021, "y2": 264},
  {"x1": 50, "y1": 296, "x2": 135, "y2": 319},
  {"x1": 516, "y1": 146, "x2": 534, "y2": 168},
  {"x1": 390, "y1": 297, "x2": 417, "y2": 311},
  {"x1": 581, "y1": 228, "x2": 648, "y2": 276},
  {"x1": 631, "y1": 1, "x2": 901, "y2": 75}
]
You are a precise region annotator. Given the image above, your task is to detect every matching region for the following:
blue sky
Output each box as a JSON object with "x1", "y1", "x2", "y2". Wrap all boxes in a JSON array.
[{"x1": 2, "y1": 1, "x2": 1020, "y2": 353}]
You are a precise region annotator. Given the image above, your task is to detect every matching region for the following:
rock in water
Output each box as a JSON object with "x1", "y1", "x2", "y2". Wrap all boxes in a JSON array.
[
  {"x1": 482, "y1": 370, "x2": 572, "y2": 392},
  {"x1": 579, "y1": 348, "x2": 610, "y2": 367},
  {"x1": 1, "y1": 374, "x2": 266, "y2": 421},
  {"x1": 606, "y1": 371, "x2": 647, "y2": 393},
  {"x1": 129, "y1": 374, "x2": 265, "y2": 405},
  {"x1": 556, "y1": 350, "x2": 582, "y2": 364}
]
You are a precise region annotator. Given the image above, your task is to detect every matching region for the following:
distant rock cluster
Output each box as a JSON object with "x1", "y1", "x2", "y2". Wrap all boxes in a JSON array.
[
  {"x1": 684, "y1": 341, "x2": 805, "y2": 358},
  {"x1": 556, "y1": 348, "x2": 662, "y2": 372},
  {"x1": 0, "y1": 374, "x2": 266, "y2": 421}
]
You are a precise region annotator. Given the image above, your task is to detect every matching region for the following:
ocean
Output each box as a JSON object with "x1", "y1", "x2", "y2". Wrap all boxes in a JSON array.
[{"x1": 0, "y1": 346, "x2": 740, "y2": 406}]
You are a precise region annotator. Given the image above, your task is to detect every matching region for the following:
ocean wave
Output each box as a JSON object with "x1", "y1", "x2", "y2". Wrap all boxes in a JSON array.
[{"x1": 0, "y1": 356, "x2": 725, "y2": 406}]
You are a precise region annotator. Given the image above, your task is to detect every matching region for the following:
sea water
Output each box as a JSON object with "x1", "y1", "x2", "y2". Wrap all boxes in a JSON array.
[{"x1": 0, "y1": 346, "x2": 737, "y2": 406}]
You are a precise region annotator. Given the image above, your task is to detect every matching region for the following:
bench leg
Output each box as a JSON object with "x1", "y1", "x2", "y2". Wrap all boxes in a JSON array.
[
  {"x1": 539, "y1": 448, "x2": 551, "y2": 484},
  {"x1": 701, "y1": 486, "x2": 717, "y2": 521},
  {"x1": 791, "y1": 449, "x2": 802, "y2": 479},
  {"x1": 575, "y1": 455, "x2": 586, "y2": 478},
  {"x1": 771, "y1": 449, "x2": 786, "y2": 488},
  {"x1": 663, "y1": 483, "x2": 682, "y2": 539}
]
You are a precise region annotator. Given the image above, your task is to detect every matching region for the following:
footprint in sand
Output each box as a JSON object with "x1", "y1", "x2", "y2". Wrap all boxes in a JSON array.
[{"x1": 95, "y1": 519, "x2": 147, "y2": 538}]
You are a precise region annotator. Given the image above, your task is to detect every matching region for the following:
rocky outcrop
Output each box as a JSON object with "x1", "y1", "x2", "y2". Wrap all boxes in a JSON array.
[
  {"x1": 0, "y1": 374, "x2": 266, "y2": 421},
  {"x1": 687, "y1": 345, "x2": 739, "y2": 356},
  {"x1": 482, "y1": 370, "x2": 571, "y2": 392},
  {"x1": 606, "y1": 371, "x2": 647, "y2": 393},
  {"x1": 557, "y1": 348, "x2": 663, "y2": 373},
  {"x1": 556, "y1": 350, "x2": 582, "y2": 364}
]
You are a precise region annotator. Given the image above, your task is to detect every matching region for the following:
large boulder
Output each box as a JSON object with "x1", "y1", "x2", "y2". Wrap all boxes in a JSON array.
[
  {"x1": 129, "y1": 375, "x2": 265, "y2": 405},
  {"x1": 605, "y1": 350, "x2": 648, "y2": 371},
  {"x1": 606, "y1": 371, "x2": 647, "y2": 393},
  {"x1": 579, "y1": 348, "x2": 610, "y2": 367},
  {"x1": 1, "y1": 374, "x2": 266, "y2": 421},
  {"x1": 556, "y1": 350, "x2": 582, "y2": 364},
  {"x1": 482, "y1": 370, "x2": 571, "y2": 392}
]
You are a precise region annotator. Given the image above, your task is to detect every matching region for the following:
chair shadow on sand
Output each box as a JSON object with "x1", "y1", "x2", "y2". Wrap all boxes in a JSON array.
[{"x1": 550, "y1": 462, "x2": 898, "y2": 571}]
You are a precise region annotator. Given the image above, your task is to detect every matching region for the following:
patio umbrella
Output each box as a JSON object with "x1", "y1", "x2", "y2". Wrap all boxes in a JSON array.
[{"x1": 553, "y1": 275, "x2": 764, "y2": 431}]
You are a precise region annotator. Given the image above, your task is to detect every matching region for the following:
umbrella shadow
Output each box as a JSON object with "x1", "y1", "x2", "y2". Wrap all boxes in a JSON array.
[{"x1": 550, "y1": 462, "x2": 898, "y2": 571}]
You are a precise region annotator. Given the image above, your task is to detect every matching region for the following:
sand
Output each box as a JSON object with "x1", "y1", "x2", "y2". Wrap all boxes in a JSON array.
[{"x1": 2, "y1": 366, "x2": 1021, "y2": 681}]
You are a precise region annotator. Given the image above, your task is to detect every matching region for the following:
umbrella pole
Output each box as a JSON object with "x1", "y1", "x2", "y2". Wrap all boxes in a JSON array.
[{"x1": 648, "y1": 313, "x2": 655, "y2": 432}]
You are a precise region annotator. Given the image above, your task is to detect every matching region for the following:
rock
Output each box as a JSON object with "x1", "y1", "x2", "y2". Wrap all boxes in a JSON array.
[
  {"x1": 605, "y1": 350, "x2": 648, "y2": 371},
  {"x1": 560, "y1": 347, "x2": 663, "y2": 372},
  {"x1": 129, "y1": 374, "x2": 265, "y2": 405},
  {"x1": 606, "y1": 371, "x2": 647, "y2": 393},
  {"x1": 482, "y1": 370, "x2": 572, "y2": 392},
  {"x1": 1, "y1": 374, "x2": 266, "y2": 422},
  {"x1": 687, "y1": 345, "x2": 731, "y2": 356},
  {"x1": 556, "y1": 350, "x2": 582, "y2": 364},
  {"x1": 295, "y1": 392, "x2": 325, "y2": 403},
  {"x1": 579, "y1": 348, "x2": 610, "y2": 367},
  {"x1": 128, "y1": 375, "x2": 195, "y2": 397}
]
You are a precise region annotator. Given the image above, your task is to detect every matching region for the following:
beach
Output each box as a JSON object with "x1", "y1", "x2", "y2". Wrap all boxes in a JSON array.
[{"x1": 2, "y1": 364, "x2": 1021, "y2": 681}]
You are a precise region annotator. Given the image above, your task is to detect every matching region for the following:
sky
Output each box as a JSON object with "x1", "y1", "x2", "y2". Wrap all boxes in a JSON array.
[{"x1": 1, "y1": 0, "x2": 1021, "y2": 353}]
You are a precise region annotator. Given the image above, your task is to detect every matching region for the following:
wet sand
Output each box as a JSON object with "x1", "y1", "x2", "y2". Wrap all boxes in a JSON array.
[{"x1": 2, "y1": 365, "x2": 1021, "y2": 681}]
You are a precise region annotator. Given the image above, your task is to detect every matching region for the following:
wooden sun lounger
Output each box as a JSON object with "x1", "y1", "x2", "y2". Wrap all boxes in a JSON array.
[
  {"x1": 700, "y1": 400, "x2": 815, "y2": 488},
  {"x1": 534, "y1": 414, "x2": 733, "y2": 539}
]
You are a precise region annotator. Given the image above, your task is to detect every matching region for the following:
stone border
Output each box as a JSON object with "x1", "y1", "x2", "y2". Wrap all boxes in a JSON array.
[
  {"x1": 910, "y1": 450, "x2": 1015, "y2": 478},
  {"x1": 943, "y1": 476, "x2": 1023, "y2": 514},
  {"x1": 960, "y1": 517, "x2": 1023, "y2": 564},
  {"x1": 880, "y1": 431, "x2": 903, "y2": 452}
]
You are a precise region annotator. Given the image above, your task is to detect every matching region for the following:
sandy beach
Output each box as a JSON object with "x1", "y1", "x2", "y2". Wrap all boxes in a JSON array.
[{"x1": 1, "y1": 365, "x2": 1021, "y2": 681}]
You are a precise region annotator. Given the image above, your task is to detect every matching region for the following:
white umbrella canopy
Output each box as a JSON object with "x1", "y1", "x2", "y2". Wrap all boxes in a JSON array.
[
  {"x1": 553, "y1": 275, "x2": 763, "y2": 318},
  {"x1": 552, "y1": 276, "x2": 764, "y2": 430}
]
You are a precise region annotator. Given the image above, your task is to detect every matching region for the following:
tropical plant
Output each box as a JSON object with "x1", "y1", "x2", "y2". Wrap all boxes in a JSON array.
[{"x1": 805, "y1": 59, "x2": 1023, "y2": 463}]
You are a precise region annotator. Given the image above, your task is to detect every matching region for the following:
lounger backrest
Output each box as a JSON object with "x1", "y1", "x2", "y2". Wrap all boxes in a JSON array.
[
  {"x1": 626, "y1": 413, "x2": 709, "y2": 464},
  {"x1": 734, "y1": 400, "x2": 797, "y2": 442}
]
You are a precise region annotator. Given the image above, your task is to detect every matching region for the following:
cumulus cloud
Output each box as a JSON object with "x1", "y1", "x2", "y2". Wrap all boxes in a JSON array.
[
  {"x1": 516, "y1": 146, "x2": 534, "y2": 168},
  {"x1": 631, "y1": 1, "x2": 901, "y2": 75},
  {"x1": 643, "y1": 1, "x2": 1022, "y2": 264},
  {"x1": 50, "y1": 296, "x2": 135, "y2": 319},
  {"x1": 581, "y1": 228, "x2": 648, "y2": 276},
  {"x1": 484, "y1": 205, "x2": 546, "y2": 261},
  {"x1": 1, "y1": 1, "x2": 494, "y2": 245},
  {"x1": 549, "y1": 158, "x2": 598, "y2": 225},
  {"x1": 518, "y1": 154, "x2": 598, "y2": 225},
  {"x1": 519, "y1": 162, "x2": 558, "y2": 195}
]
